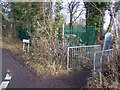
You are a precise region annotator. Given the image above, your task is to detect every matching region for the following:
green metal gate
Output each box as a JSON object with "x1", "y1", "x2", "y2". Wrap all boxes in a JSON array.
[{"x1": 64, "y1": 26, "x2": 97, "y2": 45}]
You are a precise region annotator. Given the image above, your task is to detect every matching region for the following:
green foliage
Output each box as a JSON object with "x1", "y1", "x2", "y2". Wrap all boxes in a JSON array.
[
  {"x1": 53, "y1": 2, "x2": 63, "y2": 42},
  {"x1": 2, "y1": 2, "x2": 44, "y2": 39},
  {"x1": 10, "y1": 2, "x2": 42, "y2": 28},
  {"x1": 54, "y1": 2, "x2": 63, "y2": 27},
  {"x1": 84, "y1": 2, "x2": 110, "y2": 39}
]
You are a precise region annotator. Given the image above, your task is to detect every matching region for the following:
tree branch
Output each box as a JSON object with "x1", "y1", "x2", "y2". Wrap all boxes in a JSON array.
[
  {"x1": 73, "y1": 10, "x2": 84, "y2": 22},
  {"x1": 89, "y1": 2, "x2": 104, "y2": 16}
]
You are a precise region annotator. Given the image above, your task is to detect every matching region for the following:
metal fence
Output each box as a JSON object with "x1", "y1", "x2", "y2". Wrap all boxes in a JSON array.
[
  {"x1": 64, "y1": 26, "x2": 97, "y2": 45},
  {"x1": 67, "y1": 45, "x2": 101, "y2": 70},
  {"x1": 93, "y1": 49, "x2": 113, "y2": 74}
]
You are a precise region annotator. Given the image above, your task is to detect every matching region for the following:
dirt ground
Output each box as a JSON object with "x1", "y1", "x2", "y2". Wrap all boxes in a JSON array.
[{"x1": 2, "y1": 48, "x2": 92, "y2": 88}]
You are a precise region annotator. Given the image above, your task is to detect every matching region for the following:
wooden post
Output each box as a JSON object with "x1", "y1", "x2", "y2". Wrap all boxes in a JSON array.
[{"x1": 62, "y1": 22, "x2": 64, "y2": 49}]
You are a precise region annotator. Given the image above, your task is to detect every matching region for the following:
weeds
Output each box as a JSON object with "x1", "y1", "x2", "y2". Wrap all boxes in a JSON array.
[{"x1": 22, "y1": 53, "x2": 69, "y2": 78}]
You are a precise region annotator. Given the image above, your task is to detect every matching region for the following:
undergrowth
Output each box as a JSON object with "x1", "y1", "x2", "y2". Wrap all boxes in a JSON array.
[
  {"x1": 22, "y1": 53, "x2": 69, "y2": 78},
  {"x1": 2, "y1": 36, "x2": 22, "y2": 53},
  {"x1": 2, "y1": 36, "x2": 70, "y2": 78}
]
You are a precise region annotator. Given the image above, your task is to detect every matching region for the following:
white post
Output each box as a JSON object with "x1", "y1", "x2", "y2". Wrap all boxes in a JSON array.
[
  {"x1": 23, "y1": 43, "x2": 25, "y2": 51},
  {"x1": 28, "y1": 43, "x2": 30, "y2": 52},
  {"x1": 67, "y1": 47, "x2": 70, "y2": 70},
  {"x1": 93, "y1": 52, "x2": 96, "y2": 74}
]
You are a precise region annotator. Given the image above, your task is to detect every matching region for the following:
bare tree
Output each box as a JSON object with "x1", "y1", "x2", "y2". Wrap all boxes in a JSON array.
[{"x1": 67, "y1": 0, "x2": 84, "y2": 30}]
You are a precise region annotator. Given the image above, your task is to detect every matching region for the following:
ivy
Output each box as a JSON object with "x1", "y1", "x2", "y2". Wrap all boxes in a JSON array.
[{"x1": 84, "y1": 2, "x2": 110, "y2": 39}]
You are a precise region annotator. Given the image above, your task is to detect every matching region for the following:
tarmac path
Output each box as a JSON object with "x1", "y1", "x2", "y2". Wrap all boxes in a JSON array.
[{"x1": 2, "y1": 48, "x2": 91, "y2": 88}]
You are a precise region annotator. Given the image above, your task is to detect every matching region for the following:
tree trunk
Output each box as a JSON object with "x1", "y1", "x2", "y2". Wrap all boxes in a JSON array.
[
  {"x1": 110, "y1": 4, "x2": 119, "y2": 86},
  {"x1": 69, "y1": 13, "x2": 73, "y2": 31}
]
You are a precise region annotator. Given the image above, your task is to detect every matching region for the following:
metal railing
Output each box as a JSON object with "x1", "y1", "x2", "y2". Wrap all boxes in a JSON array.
[
  {"x1": 67, "y1": 45, "x2": 101, "y2": 70},
  {"x1": 93, "y1": 49, "x2": 113, "y2": 74}
]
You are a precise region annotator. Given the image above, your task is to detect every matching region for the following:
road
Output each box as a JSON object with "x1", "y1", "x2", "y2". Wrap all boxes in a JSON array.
[{"x1": 2, "y1": 48, "x2": 91, "y2": 88}]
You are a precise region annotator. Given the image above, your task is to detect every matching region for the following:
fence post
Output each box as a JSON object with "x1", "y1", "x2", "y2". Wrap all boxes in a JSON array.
[
  {"x1": 28, "y1": 43, "x2": 30, "y2": 52},
  {"x1": 99, "y1": 71, "x2": 102, "y2": 88},
  {"x1": 0, "y1": 48, "x2": 2, "y2": 84},
  {"x1": 62, "y1": 22, "x2": 65, "y2": 49},
  {"x1": 67, "y1": 47, "x2": 70, "y2": 70},
  {"x1": 23, "y1": 43, "x2": 25, "y2": 51},
  {"x1": 93, "y1": 52, "x2": 96, "y2": 74}
]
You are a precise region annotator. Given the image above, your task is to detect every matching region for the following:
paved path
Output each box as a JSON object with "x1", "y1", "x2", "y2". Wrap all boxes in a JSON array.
[{"x1": 2, "y1": 48, "x2": 91, "y2": 88}]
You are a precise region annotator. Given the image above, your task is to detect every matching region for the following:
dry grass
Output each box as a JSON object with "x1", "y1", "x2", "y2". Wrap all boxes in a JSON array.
[
  {"x1": 86, "y1": 61, "x2": 120, "y2": 88},
  {"x1": 87, "y1": 75, "x2": 120, "y2": 88},
  {"x1": 2, "y1": 36, "x2": 22, "y2": 53},
  {"x1": 2, "y1": 35, "x2": 70, "y2": 78},
  {"x1": 22, "y1": 55, "x2": 69, "y2": 78},
  {"x1": 32, "y1": 62, "x2": 68, "y2": 77}
]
